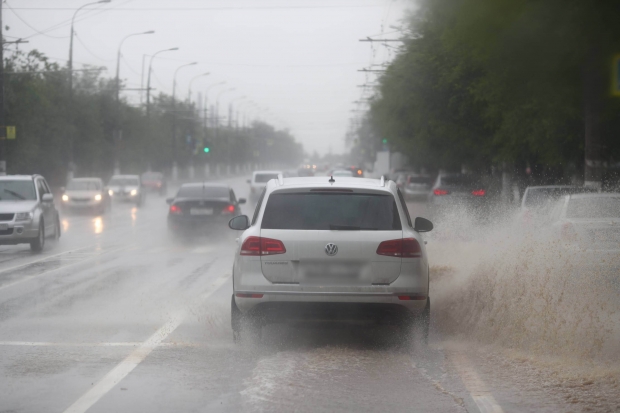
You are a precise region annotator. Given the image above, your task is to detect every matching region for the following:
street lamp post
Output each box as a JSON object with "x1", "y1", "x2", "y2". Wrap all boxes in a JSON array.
[
  {"x1": 170, "y1": 62, "x2": 197, "y2": 181},
  {"x1": 66, "y1": 0, "x2": 110, "y2": 181},
  {"x1": 68, "y1": 0, "x2": 110, "y2": 92},
  {"x1": 114, "y1": 30, "x2": 154, "y2": 174},
  {"x1": 146, "y1": 47, "x2": 179, "y2": 118},
  {"x1": 203, "y1": 81, "x2": 226, "y2": 129},
  {"x1": 187, "y1": 72, "x2": 210, "y2": 103}
]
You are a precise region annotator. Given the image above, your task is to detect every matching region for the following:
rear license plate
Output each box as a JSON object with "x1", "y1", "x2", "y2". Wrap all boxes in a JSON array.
[
  {"x1": 190, "y1": 208, "x2": 213, "y2": 216},
  {"x1": 0, "y1": 223, "x2": 8, "y2": 230}
]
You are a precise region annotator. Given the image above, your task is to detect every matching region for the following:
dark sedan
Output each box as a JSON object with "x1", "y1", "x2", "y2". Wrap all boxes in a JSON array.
[
  {"x1": 167, "y1": 183, "x2": 246, "y2": 233},
  {"x1": 427, "y1": 173, "x2": 489, "y2": 220}
]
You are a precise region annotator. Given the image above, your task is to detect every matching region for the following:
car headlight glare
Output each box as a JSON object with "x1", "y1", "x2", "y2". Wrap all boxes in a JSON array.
[
  {"x1": 94, "y1": 194, "x2": 102, "y2": 201},
  {"x1": 62, "y1": 194, "x2": 69, "y2": 202},
  {"x1": 108, "y1": 190, "x2": 114, "y2": 196},
  {"x1": 15, "y1": 212, "x2": 33, "y2": 221},
  {"x1": 130, "y1": 189, "x2": 137, "y2": 196}
]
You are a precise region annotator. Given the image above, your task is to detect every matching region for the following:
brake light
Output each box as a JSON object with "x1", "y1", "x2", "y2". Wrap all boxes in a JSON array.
[
  {"x1": 236, "y1": 293, "x2": 264, "y2": 299},
  {"x1": 357, "y1": 169, "x2": 363, "y2": 175},
  {"x1": 433, "y1": 189, "x2": 449, "y2": 196},
  {"x1": 169, "y1": 204, "x2": 182, "y2": 215},
  {"x1": 472, "y1": 189, "x2": 486, "y2": 196},
  {"x1": 222, "y1": 204, "x2": 236, "y2": 214},
  {"x1": 376, "y1": 238, "x2": 421, "y2": 258},
  {"x1": 240, "y1": 236, "x2": 287, "y2": 256},
  {"x1": 397, "y1": 295, "x2": 427, "y2": 301}
]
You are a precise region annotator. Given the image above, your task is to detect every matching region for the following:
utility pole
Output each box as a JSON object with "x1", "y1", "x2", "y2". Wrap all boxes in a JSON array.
[
  {"x1": 584, "y1": 46, "x2": 604, "y2": 189},
  {"x1": 0, "y1": 2, "x2": 6, "y2": 175}
]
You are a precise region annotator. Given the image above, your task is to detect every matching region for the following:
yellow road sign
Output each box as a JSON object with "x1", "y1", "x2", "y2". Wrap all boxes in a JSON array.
[{"x1": 6, "y1": 126, "x2": 16, "y2": 140}]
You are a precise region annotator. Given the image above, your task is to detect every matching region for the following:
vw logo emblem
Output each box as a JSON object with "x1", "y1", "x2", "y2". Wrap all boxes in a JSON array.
[{"x1": 325, "y1": 243, "x2": 338, "y2": 256}]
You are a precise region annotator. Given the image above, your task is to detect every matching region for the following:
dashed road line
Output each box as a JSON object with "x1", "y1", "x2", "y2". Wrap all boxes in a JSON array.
[
  {"x1": 450, "y1": 352, "x2": 504, "y2": 413},
  {"x1": 61, "y1": 274, "x2": 230, "y2": 413},
  {"x1": 0, "y1": 341, "x2": 198, "y2": 347}
]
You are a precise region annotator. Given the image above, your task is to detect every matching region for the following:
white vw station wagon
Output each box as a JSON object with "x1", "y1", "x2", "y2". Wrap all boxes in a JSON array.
[{"x1": 228, "y1": 176, "x2": 433, "y2": 343}]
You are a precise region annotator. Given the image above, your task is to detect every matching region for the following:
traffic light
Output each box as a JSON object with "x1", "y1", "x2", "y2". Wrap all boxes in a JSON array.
[
  {"x1": 382, "y1": 138, "x2": 388, "y2": 144},
  {"x1": 203, "y1": 146, "x2": 210, "y2": 153},
  {"x1": 202, "y1": 140, "x2": 212, "y2": 154}
]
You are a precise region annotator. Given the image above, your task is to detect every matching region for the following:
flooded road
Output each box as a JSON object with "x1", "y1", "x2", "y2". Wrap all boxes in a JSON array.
[{"x1": 0, "y1": 176, "x2": 618, "y2": 413}]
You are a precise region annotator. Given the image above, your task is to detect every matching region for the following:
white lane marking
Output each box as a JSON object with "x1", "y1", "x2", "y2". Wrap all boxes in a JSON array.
[
  {"x1": 0, "y1": 341, "x2": 198, "y2": 347},
  {"x1": 450, "y1": 353, "x2": 504, "y2": 413},
  {"x1": 62, "y1": 274, "x2": 230, "y2": 413},
  {"x1": 0, "y1": 246, "x2": 93, "y2": 276},
  {"x1": 0, "y1": 246, "x2": 125, "y2": 292}
]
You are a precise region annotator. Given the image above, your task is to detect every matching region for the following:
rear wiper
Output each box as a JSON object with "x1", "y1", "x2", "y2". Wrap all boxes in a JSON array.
[
  {"x1": 329, "y1": 224, "x2": 378, "y2": 231},
  {"x1": 4, "y1": 189, "x2": 25, "y2": 200}
]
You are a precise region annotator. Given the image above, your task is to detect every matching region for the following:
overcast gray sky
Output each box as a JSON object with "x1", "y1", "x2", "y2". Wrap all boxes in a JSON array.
[{"x1": 4, "y1": 0, "x2": 410, "y2": 155}]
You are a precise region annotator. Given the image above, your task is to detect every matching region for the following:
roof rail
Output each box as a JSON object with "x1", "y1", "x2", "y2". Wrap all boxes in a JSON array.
[
  {"x1": 380, "y1": 176, "x2": 385, "y2": 187},
  {"x1": 277, "y1": 173, "x2": 284, "y2": 186}
]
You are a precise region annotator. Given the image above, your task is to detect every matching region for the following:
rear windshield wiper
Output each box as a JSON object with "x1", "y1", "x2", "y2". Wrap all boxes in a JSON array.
[
  {"x1": 4, "y1": 189, "x2": 26, "y2": 200},
  {"x1": 329, "y1": 224, "x2": 378, "y2": 231}
]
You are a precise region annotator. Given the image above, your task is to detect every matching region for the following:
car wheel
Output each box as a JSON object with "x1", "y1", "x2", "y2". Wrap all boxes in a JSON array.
[
  {"x1": 30, "y1": 221, "x2": 45, "y2": 253},
  {"x1": 416, "y1": 298, "x2": 430, "y2": 345}
]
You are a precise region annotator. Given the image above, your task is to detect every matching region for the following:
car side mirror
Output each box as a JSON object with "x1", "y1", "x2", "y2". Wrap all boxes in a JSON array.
[
  {"x1": 166, "y1": 197, "x2": 174, "y2": 205},
  {"x1": 414, "y1": 217, "x2": 433, "y2": 233},
  {"x1": 238, "y1": 198, "x2": 247, "y2": 205},
  {"x1": 229, "y1": 215, "x2": 250, "y2": 231},
  {"x1": 42, "y1": 193, "x2": 54, "y2": 202},
  {"x1": 246, "y1": 179, "x2": 251, "y2": 184}
]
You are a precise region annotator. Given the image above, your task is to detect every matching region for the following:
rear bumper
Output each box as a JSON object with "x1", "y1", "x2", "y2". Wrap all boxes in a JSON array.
[
  {"x1": 167, "y1": 215, "x2": 230, "y2": 230},
  {"x1": 237, "y1": 299, "x2": 424, "y2": 325},
  {"x1": 234, "y1": 291, "x2": 427, "y2": 318}
]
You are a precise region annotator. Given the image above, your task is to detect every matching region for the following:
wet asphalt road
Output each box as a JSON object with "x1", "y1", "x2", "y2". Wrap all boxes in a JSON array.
[{"x1": 0, "y1": 175, "x2": 610, "y2": 413}]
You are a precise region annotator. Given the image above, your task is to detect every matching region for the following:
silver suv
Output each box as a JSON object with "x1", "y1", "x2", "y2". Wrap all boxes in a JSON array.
[
  {"x1": 228, "y1": 176, "x2": 433, "y2": 343},
  {"x1": 0, "y1": 175, "x2": 61, "y2": 252}
]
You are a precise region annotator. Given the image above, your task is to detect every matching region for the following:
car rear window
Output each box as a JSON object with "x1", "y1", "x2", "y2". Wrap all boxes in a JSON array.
[
  {"x1": 177, "y1": 186, "x2": 229, "y2": 198},
  {"x1": 566, "y1": 197, "x2": 620, "y2": 219},
  {"x1": 261, "y1": 192, "x2": 402, "y2": 230},
  {"x1": 254, "y1": 173, "x2": 279, "y2": 183},
  {"x1": 441, "y1": 175, "x2": 480, "y2": 187}
]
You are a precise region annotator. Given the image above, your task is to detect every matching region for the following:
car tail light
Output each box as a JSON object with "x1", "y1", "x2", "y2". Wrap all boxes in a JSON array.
[
  {"x1": 356, "y1": 169, "x2": 363, "y2": 176},
  {"x1": 240, "y1": 236, "x2": 287, "y2": 256},
  {"x1": 236, "y1": 293, "x2": 264, "y2": 299},
  {"x1": 472, "y1": 189, "x2": 486, "y2": 196},
  {"x1": 561, "y1": 222, "x2": 578, "y2": 242},
  {"x1": 433, "y1": 189, "x2": 449, "y2": 196},
  {"x1": 397, "y1": 294, "x2": 427, "y2": 301},
  {"x1": 376, "y1": 238, "x2": 421, "y2": 258},
  {"x1": 222, "y1": 204, "x2": 236, "y2": 215},
  {"x1": 169, "y1": 204, "x2": 182, "y2": 215}
]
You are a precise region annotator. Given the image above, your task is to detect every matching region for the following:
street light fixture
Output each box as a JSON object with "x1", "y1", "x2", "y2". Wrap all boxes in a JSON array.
[
  {"x1": 170, "y1": 61, "x2": 197, "y2": 179},
  {"x1": 187, "y1": 72, "x2": 210, "y2": 102},
  {"x1": 116, "y1": 30, "x2": 154, "y2": 103},
  {"x1": 172, "y1": 62, "x2": 197, "y2": 104},
  {"x1": 68, "y1": 0, "x2": 111, "y2": 92},
  {"x1": 146, "y1": 47, "x2": 179, "y2": 118}
]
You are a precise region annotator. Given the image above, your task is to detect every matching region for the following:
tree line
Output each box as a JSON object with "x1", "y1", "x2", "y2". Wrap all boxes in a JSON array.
[
  {"x1": 4, "y1": 50, "x2": 303, "y2": 186},
  {"x1": 365, "y1": 0, "x2": 620, "y2": 183}
]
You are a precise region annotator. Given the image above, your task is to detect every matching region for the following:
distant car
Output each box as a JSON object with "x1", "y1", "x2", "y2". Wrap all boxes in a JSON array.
[
  {"x1": 61, "y1": 177, "x2": 110, "y2": 215},
  {"x1": 141, "y1": 172, "x2": 166, "y2": 196},
  {"x1": 0, "y1": 175, "x2": 60, "y2": 252},
  {"x1": 108, "y1": 175, "x2": 143, "y2": 206},
  {"x1": 403, "y1": 174, "x2": 433, "y2": 201},
  {"x1": 348, "y1": 166, "x2": 364, "y2": 177},
  {"x1": 248, "y1": 171, "x2": 283, "y2": 202},
  {"x1": 549, "y1": 193, "x2": 620, "y2": 251},
  {"x1": 520, "y1": 185, "x2": 596, "y2": 225},
  {"x1": 297, "y1": 165, "x2": 315, "y2": 177},
  {"x1": 167, "y1": 183, "x2": 246, "y2": 233},
  {"x1": 329, "y1": 170, "x2": 355, "y2": 177},
  {"x1": 228, "y1": 176, "x2": 434, "y2": 344},
  {"x1": 428, "y1": 173, "x2": 488, "y2": 219}
]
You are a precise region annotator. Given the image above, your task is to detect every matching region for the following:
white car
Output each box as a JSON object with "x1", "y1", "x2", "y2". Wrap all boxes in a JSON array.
[
  {"x1": 228, "y1": 176, "x2": 433, "y2": 343},
  {"x1": 107, "y1": 175, "x2": 143, "y2": 206},
  {"x1": 549, "y1": 193, "x2": 620, "y2": 251},
  {"x1": 247, "y1": 170, "x2": 283, "y2": 202},
  {"x1": 61, "y1": 177, "x2": 110, "y2": 214}
]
